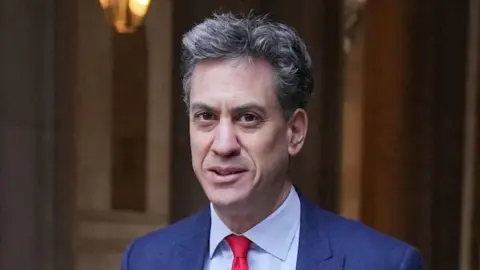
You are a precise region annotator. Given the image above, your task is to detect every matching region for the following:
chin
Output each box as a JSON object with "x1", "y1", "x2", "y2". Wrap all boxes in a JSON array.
[{"x1": 204, "y1": 184, "x2": 251, "y2": 209}]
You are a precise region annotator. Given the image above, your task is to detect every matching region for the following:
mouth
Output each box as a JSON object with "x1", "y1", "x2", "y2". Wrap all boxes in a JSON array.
[
  {"x1": 207, "y1": 166, "x2": 248, "y2": 183},
  {"x1": 211, "y1": 169, "x2": 247, "y2": 175}
]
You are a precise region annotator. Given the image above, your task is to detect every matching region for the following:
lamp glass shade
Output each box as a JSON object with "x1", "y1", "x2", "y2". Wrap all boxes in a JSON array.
[{"x1": 99, "y1": 0, "x2": 151, "y2": 33}]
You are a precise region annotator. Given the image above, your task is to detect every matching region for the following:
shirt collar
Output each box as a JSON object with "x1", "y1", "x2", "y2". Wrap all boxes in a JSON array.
[
  {"x1": 209, "y1": 185, "x2": 301, "y2": 261},
  {"x1": 209, "y1": 204, "x2": 232, "y2": 258}
]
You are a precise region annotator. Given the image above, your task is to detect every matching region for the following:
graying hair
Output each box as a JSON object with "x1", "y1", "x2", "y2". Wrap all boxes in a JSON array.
[{"x1": 181, "y1": 12, "x2": 314, "y2": 118}]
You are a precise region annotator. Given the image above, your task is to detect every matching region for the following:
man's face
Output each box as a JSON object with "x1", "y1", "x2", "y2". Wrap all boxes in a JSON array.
[{"x1": 189, "y1": 58, "x2": 298, "y2": 211}]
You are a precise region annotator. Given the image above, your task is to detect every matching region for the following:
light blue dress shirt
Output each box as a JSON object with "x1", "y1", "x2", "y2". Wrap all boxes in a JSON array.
[{"x1": 204, "y1": 186, "x2": 301, "y2": 270}]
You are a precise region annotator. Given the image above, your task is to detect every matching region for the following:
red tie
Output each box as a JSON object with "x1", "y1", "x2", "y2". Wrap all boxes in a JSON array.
[{"x1": 225, "y1": 235, "x2": 251, "y2": 270}]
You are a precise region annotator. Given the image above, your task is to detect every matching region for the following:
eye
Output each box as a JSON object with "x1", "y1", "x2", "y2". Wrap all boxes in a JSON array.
[
  {"x1": 193, "y1": 112, "x2": 218, "y2": 128},
  {"x1": 237, "y1": 113, "x2": 261, "y2": 127},
  {"x1": 197, "y1": 112, "x2": 215, "y2": 121},
  {"x1": 239, "y1": 113, "x2": 258, "y2": 122}
]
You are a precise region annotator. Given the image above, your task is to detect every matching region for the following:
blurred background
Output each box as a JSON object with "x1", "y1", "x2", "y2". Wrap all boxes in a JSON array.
[{"x1": 0, "y1": 0, "x2": 479, "y2": 269}]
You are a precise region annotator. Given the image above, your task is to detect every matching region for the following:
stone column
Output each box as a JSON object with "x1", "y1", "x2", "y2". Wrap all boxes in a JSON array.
[
  {"x1": 0, "y1": 0, "x2": 75, "y2": 269},
  {"x1": 73, "y1": 0, "x2": 173, "y2": 269}
]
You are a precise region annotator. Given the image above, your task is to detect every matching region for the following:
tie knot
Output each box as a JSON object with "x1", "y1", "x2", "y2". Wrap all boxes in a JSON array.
[{"x1": 225, "y1": 235, "x2": 251, "y2": 258}]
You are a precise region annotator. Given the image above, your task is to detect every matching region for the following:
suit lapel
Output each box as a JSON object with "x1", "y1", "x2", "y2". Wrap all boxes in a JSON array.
[
  {"x1": 166, "y1": 189, "x2": 345, "y2": 270},
  {"x1": 295, "y1": 189, "x2": 344, "y2": 270},
  {"x1": 168, "y1": 207, "x2": 211, "y2": 270}
]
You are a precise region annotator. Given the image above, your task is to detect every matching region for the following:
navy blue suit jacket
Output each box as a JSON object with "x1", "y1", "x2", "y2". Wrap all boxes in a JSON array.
[{"x1": 121, "y1": 192, "x2": 423, "y2": 269}]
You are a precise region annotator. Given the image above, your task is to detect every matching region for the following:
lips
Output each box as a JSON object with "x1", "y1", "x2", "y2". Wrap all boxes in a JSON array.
[
  {"x1": 209, "y1": 166, "x2": 247, "y2": 175},
  {"x1": 210, "y1": 168, "x2": 246, "y2": 175},
  {"x1": 206, "y1": 166, "x2": 248, "y2": 183}
]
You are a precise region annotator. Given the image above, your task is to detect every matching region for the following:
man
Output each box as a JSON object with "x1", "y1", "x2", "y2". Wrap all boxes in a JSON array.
[{"x1": 121, "y1": 12, "x2": 423, "y2": 270}]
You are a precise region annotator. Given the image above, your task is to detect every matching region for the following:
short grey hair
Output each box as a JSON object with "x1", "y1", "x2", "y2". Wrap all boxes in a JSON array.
[{"x1": 181, "y1": 12, "x2": 314, "y2": 118}]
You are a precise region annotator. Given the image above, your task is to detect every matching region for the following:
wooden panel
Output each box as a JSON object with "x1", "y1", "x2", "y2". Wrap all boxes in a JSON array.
[
  {"x1": 313, "y1": 0, "x2": 343, "y2": 211},
  {"x1": 111, "y1": 28, "x2": 148, "y2": 212},
  {"x1": 473, "y1": 34, "x2": 480, "y2": 268},
  {"x1": 75, "y1": 210, "x2": 167, "y2": 250},
  {"x1": 55, "y1": 0, "x2": 77, "y2": 268},
  {"x1": 76, "y1": 0, "x2": 112, "y2": 212},
  {"x1": 474, "y1": 163, "x2": 480, "y2": 270},
  {"x1": 340, "y1": 17, "x2": 365, "y2": 220},
  {"x1": 471, "y1": 3, "x2": 480, "y2": 268},
  {"x1": 75, "y1": 252, "x2": 123, "y2": 270},
  {"x1": 144, "y1": 0, "x2": 173, "y2": 215},
  {"x1": 0, "y1": 0, "x2": 76, "y2": 269},
  {"x1": 461, "y1": 0, "x2": 480, "y2": 268},
  {"x1": 408, "y1": 1, "x2": 468, "y2": 269},
  {"x1": 359, "y1": 0, "x2": 469, "y2": 269},
  {"x1": 74, "y1": 211, "x2": 167, "y2": 270},
  {"x1": 360, "y1": 0, "x2": 411, "y2": 239},
  {"x1": 474, "y1": 113, "x2": 480, "y2": 269}
]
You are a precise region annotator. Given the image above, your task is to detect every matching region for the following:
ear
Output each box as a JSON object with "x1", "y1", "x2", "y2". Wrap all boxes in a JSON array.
[{"x1": 286, "y1": 109, "x2": 308, "y2": 156}]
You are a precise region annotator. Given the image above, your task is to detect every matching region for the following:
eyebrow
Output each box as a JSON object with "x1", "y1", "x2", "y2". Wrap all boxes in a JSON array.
[
  {"x1": 189, "y1": 102, "x2": 267, "y2": 115},
  {"x1": 231, "y1": 103, "x2": 267, "y2": 116},
  {"x1": 190, "y1": 102, "x2": 216, "y2": 113}
]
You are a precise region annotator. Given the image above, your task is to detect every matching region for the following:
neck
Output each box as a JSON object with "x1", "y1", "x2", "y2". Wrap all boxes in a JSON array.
[{"x1": 214, "y1": 181, "x2": 292, "y2": 234}]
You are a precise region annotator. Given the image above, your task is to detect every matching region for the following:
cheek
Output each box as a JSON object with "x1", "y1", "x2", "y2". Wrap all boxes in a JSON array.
[
  {"x1": 190, "y1": 130, "x2": 211, "y2": 163},
  {"x1": 243, "y1": 128, "x2": 289, "y2": 169},
  {"x1": 262, "y1": 126, "x2": 288, "y2": 152}
]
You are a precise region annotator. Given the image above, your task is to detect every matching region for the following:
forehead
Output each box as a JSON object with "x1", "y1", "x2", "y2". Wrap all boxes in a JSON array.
[{"x1": 189, "y1": 58, "x2": 278, "y2": 108}]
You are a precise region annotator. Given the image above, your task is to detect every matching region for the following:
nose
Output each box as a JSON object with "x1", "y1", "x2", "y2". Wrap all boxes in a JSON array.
[{"x1": 211, "y1": 119, "x2": 241, "y2": 157}]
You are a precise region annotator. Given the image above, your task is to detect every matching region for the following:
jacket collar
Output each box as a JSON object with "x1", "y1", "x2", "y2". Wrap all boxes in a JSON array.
[
  {"x1": 171, "y1": 207, "x2": 211, "y2": 270},
  {"x1": 169, "y1": 188, "x2": 344, "y2": 270},
  {"x1": 295, "y1": 187, "x2": 344, "y2": 270}
]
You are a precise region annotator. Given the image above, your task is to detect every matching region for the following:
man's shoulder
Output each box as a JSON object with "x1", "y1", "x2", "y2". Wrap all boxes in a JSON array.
[
  {"x1": 319, "y1": 209, "x2": 410, "y2": 249},
  {"x1": 130, "y1": 208, "x2": 209, "y2": 249},
  {"x1": 122, "y1": 207, "x2": 209, "y2": 268},
  {"x1": 308, "y1": 206, "x2": 422, "y2": 268}
]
